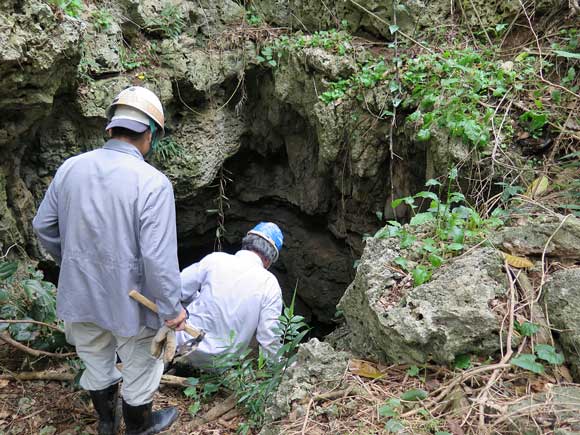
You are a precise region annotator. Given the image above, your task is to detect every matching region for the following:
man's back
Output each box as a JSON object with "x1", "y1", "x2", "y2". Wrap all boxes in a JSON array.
[
  {"x1": 33, "y1": 139, "x2": 181, "y2": 336},
  {"x1": 179, "y1": 250, "x2": 283, "y2": 366}
]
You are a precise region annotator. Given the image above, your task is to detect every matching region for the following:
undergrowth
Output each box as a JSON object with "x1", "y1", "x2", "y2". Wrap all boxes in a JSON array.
[
  {"x1": 0, "y1": 261, "x2": 67, "y2": 352},
  {"x1": 374, "y1": 168, "x2": 504, "y2": 286}
]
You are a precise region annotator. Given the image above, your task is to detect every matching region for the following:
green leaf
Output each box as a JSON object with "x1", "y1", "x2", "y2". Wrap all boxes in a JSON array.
[
  {"x1": 417, "y1": 128, "x2": 431, "y2": 141},
  {"x1": 511, "y1": 354, "x2": 545, "y2": 374},
  {"x1": 553, "y1": 49, "x2": 580, "y2": 60},
  {"x1": 0, "y1": 261, "x2": 18, "y2": 280},
  {"x1": 435, "y1": 432, "x2": 452, "y2": 435},
  {"x1": 256, "y1": 55, "x2": 266, "y2": 62},
  {"x1": 394, "y1": 257, "x2": 409, "y2": 270},
  {"x1": 188, "y1": 401, "x2": 201, "y2": 417},
  {"x1": 385, "y1": 419, "x2": 405, "y2": 433},
  {"x1": 389, "y1": 24, "x2": 400, "y2": 34},
  {"x1": 447, "y1": 243, "x2": 464, "y2": 251},
  {"x1": 425, "y1": 179, "x2": 442, "y2": 187},
  {"x1": 0, "y1": 288, "x2": 8, "y2": 303},
  {"x1": 406, "y1": 365, "x2": 420, "y2": 377},
  {"x1": 416, "y1": 191, "x2": 439, "y2": 201},
  {"x1": 454, "y1": 354, "x2": 471, "y2": 369},
  {"x1": 449, "y1": 167, "x2": 458, "y2": 180},
  {"x1": 410, "y1": 212, "x2": 435, "y2": 226},
  {"x1": 535, "y1": 344, "x2": 565, "y2": 365},
  {"x1": 428, "y1": 253, "x2": 444, "y2": 268},
  {"x1": 379, "y1": 404, "x2": 399, "y2": 418},
  {"x1": 412, "y1": 266, "x2": 431, "y2": 286},
  {"x1": 400, "y1": 388, "x2": 428, "y2": 401},
  {"x1": 515, "y1": 321, "x2": 540, "y2": 337}
]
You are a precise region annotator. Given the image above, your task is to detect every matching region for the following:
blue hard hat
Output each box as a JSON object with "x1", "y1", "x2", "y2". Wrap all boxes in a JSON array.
[{"x1": 248, "y1": 222, "x2": 284, "y2": 261}]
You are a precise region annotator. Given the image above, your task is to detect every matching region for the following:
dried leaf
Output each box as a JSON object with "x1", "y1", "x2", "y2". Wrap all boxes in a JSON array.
[
  {"x1": 349, "y1": 359, "x2": 383, "y2": 379},
  {"x1": 501, "y1": 252, "x2": 534, "y2": 269},
  {"x1": 526, "y1": 175, "x2": 549, "y2": 198},
  {"x1": 0, "y1": 379, "x2": 8, "y2": 388}
]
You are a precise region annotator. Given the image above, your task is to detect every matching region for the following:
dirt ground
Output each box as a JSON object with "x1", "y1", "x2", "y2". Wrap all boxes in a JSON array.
[{"x1": 0, "y1": 344, "x2": 240, "y2": 435}]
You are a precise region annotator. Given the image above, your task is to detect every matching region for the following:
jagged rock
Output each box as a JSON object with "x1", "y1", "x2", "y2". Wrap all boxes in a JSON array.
[
  {"x1": 338, "y1": 239, "x2": 507, "y2": 363},
  {"x1": 0, "y1": 0, "x2": 83, "y2": 148},
  {"x1": 491, "y1": 214, "x2": 580, "y2": 261},
  {"x1": 264, "y1": 339, "x2": 349, "y2": 423},
  {"x1": 0, "y1": 169, "x2": 24, "y2": 253},
  {"x1": 253, "y1": 0, "x2": 559, "y2": 39},
  {"x1": 507, "y1": 386, "x2": 580, "y2": 434},
  {"x1": 544, "y1": 268, "x2": 580, "y2": 381}
]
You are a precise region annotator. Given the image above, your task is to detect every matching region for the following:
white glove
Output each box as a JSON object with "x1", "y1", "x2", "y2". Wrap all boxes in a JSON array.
[{"x1": 150, "y1": 325, "x2": 177, "y2": 364}]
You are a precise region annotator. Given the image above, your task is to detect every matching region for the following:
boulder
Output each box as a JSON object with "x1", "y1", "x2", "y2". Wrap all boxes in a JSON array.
[
  {"x1": 491, "y1": 215, "x2": 580, "y2": 261},
  {"x1": 544, "y1": 268, "x2": 580, "y2": 381},
  {"x1": 338, "y1": 239, "x2": 507, "y2": 364},
  {"x1": 507, "y1": 386, "x2": 580, "y2": 434},
  {"x1": 264, "y1": 339, "x2": 349, "y2": 422}
]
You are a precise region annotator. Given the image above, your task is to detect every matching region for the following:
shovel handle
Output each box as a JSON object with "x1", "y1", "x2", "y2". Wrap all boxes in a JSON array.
[{"x1": 128, "y1": 290, "x2": 203, "y2": 339}]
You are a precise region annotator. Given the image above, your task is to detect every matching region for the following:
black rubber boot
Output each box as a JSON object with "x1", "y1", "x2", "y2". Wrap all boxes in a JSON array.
[
  {"x1": 122, "y1": 399, "x2": 178, "y2": 435},
  {"x1": 89, "y1": 383, "x2": 121, "y2": 435}
]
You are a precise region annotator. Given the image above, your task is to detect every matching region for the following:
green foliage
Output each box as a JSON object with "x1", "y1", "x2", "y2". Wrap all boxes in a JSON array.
[
  {"x1": 519, "y1": 110, "x2": 548, "y2": 137},
  {"x1": 510, "y1": 353, "x2": 545, "y2": 374},
  {"x1": 48, "y1": 0, "x2": 83, "y2": 18},
  {"x1": 514, "y1": 320, "x2": 540, "y2": 337},
  {"x1": 155, "y1": 137, "x2": 183, "y2": 161},
  {"x1": 454, "y1": 354, "x2": 472, "y2": 370},
  {"x1": 245, "y1": 7, "x2": 262, "y2": 26},
  {"x1": 183, "y1": 291, "x2": 309, "y2": 432},
  {"x1": 91, "y1": 9, "x2": 113, "y2": 32},
  {"x1": 119, "y1": 46, "x2": 147, "y2": 71},
  {"x1": 258, "y1": 30, "x2": 353, "y2": 68},
  {"x1": 511, "y1": 344, "x2": 565, "y2": 374},
  {"x1": 400, "y1": 388, "x2": 428, "y2": 402},
  {"x1": 375, "y1": 169, "x2": 503, "y2": 286},
  {"x1": 146, "y1": 3, "x2": 185, "y2": 39},
  {"x1": 0, "y1": 261, "x2": 68, "y2": 352}
]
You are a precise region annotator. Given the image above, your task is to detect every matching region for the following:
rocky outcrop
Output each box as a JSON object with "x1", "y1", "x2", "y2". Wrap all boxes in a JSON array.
[
  {"x1": 338, "y1": 239, "x2": 507, "y2": 364},
  {"x1": 252, "y1": 0, "x2": 560, "y2": 39},
  {"x1": 0, "y1": 1, "x2": 82, "y2": 150},
  {"x1": 507, "y1": 385, "x2": 580, "y2": 434},
  {"x1": 544, "y1": 268, "x2": 580, "y2": 381},
  {"x1": 491, "y1": 215, "x2": 580, "y2": 261},
  {"x1": 264, "y1": 339, "x2": 349, "y2": 423}
]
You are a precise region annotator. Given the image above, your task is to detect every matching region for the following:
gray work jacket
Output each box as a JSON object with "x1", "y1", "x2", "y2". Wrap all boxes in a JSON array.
[{"x1": 32, "y1": 139, "x2": 182, "y2": 337}]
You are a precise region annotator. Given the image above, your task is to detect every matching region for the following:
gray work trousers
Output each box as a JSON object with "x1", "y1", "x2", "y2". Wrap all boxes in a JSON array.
[{"x1": 65, "y1": 322, "x2": 163, "y2": 406}]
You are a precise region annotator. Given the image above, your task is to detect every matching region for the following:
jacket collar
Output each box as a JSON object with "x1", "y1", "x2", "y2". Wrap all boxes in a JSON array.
[
  {"x1": 103, "y1": 139, "x2": 144, "y2": 161},
  {"x1": 235, "y1": 250, "x2": 265, "y2": 268}
]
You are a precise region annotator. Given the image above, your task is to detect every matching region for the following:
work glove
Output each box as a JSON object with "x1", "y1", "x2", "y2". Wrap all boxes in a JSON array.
[{"x1": 150, "y1": 325, "x2": 177, "y2": 364}]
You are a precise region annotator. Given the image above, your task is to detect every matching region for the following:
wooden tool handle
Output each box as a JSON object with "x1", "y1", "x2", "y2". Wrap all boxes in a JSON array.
[
  {"x1": 128, "y1": 290, "x2": 203, "y2": 339},
  {"x1": 129, "y1": 290, "x2": 158, "y2": 313}
]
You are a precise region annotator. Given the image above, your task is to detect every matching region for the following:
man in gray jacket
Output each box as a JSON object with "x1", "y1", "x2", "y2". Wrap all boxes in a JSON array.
[{"x1": 33, "y1": 86, "x2": 185, "y2": 435}]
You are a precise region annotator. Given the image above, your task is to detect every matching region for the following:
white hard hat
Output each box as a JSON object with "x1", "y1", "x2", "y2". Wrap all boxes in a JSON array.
[{"x1": 106, "y1": 86, "x2": 165, "y2": 137}]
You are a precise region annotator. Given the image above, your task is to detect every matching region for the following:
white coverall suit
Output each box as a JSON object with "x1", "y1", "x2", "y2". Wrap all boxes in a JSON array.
[{"x1": 177, "y1": 250, "x2": 283, "y2": 367}]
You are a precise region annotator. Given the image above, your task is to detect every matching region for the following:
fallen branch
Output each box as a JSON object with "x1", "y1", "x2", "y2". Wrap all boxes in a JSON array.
[
  {"x1": 0, "y1": 319, "x2": 65, "y2": 334},
  {"x1": 189, "y1": 394, "x2": 237, "y2": 429},
  {"x1": 0, "y1": 370, "x2": 191, "y2": 388},
  {"x1": 0, "y1": 332, "x2": 76, "y2": 359}
]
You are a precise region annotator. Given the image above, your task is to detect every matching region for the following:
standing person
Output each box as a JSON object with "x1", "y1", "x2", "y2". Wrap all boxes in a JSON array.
[
  {"x1": 176, "y1": 222, "x2": 284, "y2": 368},
  {"x1": 33, "y1": 86, "x2": 186, "y2": 435}
]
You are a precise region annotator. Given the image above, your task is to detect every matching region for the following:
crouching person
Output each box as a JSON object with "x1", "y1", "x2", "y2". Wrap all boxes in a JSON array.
[{"x1": 176, "y1": 222, "x2": 284, "y2": 368}]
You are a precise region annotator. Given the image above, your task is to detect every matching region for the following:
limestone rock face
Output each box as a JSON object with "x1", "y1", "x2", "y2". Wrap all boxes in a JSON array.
[
  {"x1": 507, "y1": 385, "x2": 580, "y2": 434},
  {"x1": 339, "y1": 239, "x2": 507, "y2": 363},
  {"x1": 252, "y1": 0, "x2": 559, "y2": 38},
  {"x1": 0, "y1": 0, "x2": 83, "y2": 149},
  {"x1": 491, "y1": 215, "x2": 580, "y2": 261},
  {"x1": 265, "y1": 339, "x2": 349, "y2": 422},
  {"x1": 544, "y1": 268, "x2": 580, "y2": 381}
]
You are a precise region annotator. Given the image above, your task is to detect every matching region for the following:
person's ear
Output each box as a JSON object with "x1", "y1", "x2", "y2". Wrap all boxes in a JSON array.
[{"x1": 107, "y1": 129, "x2": 112, "y2": 138}]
